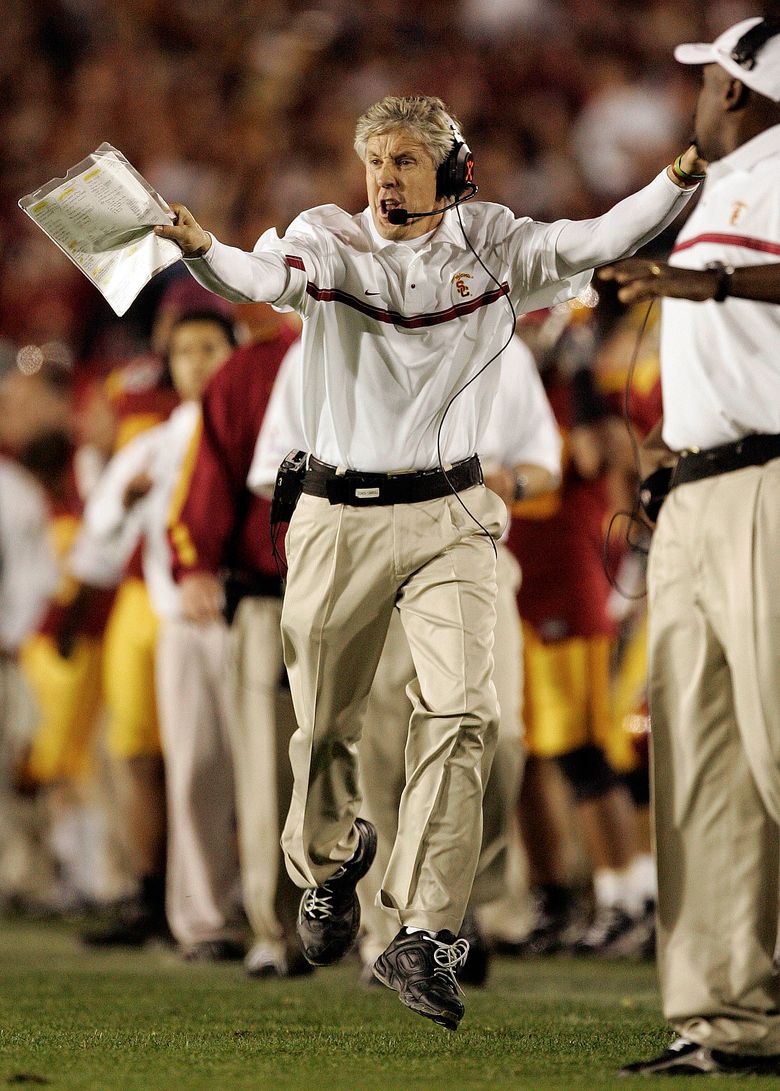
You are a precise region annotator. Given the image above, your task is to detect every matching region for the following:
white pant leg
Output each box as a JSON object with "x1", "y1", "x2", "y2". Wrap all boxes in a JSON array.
[
  {"x1": 156, "y1": 617, "x2": 241, "y2": 946},
  {"x1": 228, "y1": 596, "x2": 301, "y2": 955}
]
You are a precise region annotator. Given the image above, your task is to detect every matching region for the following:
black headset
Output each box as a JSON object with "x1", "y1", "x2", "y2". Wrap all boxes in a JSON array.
[
  {"x1": 730, "y1": 16, "x2": 780, "y2": 70},
  {"x1": 435, "y1": 118, "x2": 476, "y2": 199}
]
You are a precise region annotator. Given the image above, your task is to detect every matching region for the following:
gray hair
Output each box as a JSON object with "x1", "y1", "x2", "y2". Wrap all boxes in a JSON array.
[{"x1": 353, "y1": 95, "x2": 460, "y2": 167}]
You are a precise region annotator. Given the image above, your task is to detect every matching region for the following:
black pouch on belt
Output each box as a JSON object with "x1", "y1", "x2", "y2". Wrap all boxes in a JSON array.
[
  {"x1": 270, "y1": 450, "x2": 307, "y2": 525},
  {"x1": 638, "y1": 465, "x2": 674, "y2": 524}
]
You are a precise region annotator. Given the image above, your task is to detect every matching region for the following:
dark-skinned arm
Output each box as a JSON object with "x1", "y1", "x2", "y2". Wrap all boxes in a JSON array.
[{"x1": 599, "y1": 259, "x2": 780, "y2": 305}]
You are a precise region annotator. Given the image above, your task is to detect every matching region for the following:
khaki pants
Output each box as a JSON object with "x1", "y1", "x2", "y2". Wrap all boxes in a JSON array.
[
  {"x1": 281, "y1": 486, "x2": 506, "y2": 935},
  {"x1": 648, "y1": 459, "x2": 780, "y2": 1055},
  {"x1": 228, "y1": 596, "x2": 301, "y2": 957},
  {"x1": 156, "y1": 618, "x2": 242, "y2": 946},
  {"x1": 358, "y1": 544, "x2": 525, "y2": 961}
]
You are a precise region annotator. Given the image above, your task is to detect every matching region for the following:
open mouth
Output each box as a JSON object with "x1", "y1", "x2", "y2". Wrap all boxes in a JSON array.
[{"x1": 380, "y1": 198, "x2": 404, "y2": 218}]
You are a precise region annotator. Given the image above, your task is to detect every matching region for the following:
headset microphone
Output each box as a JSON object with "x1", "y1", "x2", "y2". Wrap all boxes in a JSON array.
[{"x1": 386, "y1": 184, "x2": 479, "y2": 225}]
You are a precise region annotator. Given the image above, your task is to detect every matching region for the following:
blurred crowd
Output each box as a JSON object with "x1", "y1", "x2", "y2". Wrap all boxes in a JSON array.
[
  {"x1": 0, "y1": 0, "x2": 758, "y2": 977},
  {"x1": 1, "y1": 0, "x2": 755, "y2": 367}
]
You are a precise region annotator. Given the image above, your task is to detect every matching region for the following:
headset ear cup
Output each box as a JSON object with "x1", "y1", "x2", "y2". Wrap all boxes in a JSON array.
[
  {"x1": 436, "y1": 140, "x2": 475, "y2": 198},
  {"x1": 459, "y1": 145, "x2": 475, "y2": 192}
]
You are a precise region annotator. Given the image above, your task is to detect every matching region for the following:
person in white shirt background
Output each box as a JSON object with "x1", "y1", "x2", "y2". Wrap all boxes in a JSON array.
[
  {"x1": 70, "y1": 311, "x2": 245, "y2": 961},
  {"x1": 0, "y1": 457, "x2": 59, "y2": 908},
  {"x1": 601, "y1": 16, "x2": 780, "y2": 1078},
  {"x1": 156, "y1": 92, "x2": 702, "y2": 1030}
]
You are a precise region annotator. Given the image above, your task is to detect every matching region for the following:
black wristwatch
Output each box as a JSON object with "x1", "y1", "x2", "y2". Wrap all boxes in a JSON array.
[{"x1": 711, "y1": 263, "x2": 735, "y2": 303}]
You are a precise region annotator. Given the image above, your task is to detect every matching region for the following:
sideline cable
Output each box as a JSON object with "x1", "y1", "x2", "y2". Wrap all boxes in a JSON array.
[{"x1": 601, "y1": 298, "x2": 656, "y2": 600}]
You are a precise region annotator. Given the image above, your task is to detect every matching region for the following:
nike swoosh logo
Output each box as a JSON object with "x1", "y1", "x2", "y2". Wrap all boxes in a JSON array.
[{"x1": 364, "y1": 290, "x2": 380, "y2": 296}]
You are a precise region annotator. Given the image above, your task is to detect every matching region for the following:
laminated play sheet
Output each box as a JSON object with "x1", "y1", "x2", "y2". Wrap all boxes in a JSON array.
[{"x1": 19, "y1": 143, "x2": 182, "y2": 316}]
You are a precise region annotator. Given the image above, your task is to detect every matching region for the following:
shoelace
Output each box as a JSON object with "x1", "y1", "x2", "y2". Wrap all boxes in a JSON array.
[
  {"x1": 301, "y1": 889, "x2": 334, "y2": 920},
  {"x1": 300, "y1": 861, "x2": 350, "y2": 921},
  {"x1": 423, "y1": 935, "x2": 470, "y2": 994}
]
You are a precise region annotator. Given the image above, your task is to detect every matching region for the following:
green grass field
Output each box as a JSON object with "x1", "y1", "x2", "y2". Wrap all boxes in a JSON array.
[{"x1": 0, "y1": 919, "x2": 771, "y2": 1090}]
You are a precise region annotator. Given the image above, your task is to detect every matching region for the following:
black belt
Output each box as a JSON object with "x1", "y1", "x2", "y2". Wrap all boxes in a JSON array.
[
  {"x1": 223, "y1": 572, "x2": 283, "y2": 625},
  {"x1": 302, "y1": 455, "x2": 483, "y2": 506},
  {"x1": 672, "y1": 433, "x2": 780, "y2": 488}
]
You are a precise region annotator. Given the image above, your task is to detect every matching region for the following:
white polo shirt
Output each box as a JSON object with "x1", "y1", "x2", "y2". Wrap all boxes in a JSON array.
[
  {"x1": 186, "y1": 173, "x2": 690, "y2": 471},
  {"x1": 249, "y1": 335, "x2": 560, "y2": 490},
  {"x1": 661, "y1": 125, "x2": 780, "y2": 451},
  {"x1": 70, "y1": 402, "x2": 200, "y2": 620}
]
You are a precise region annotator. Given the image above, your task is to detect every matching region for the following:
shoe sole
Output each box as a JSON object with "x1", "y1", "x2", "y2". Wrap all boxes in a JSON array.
[
  {"x1": 372, "y1": 960, "x2": 462, "y2": 1031},
  {"x1": 298, "y1": 819, "x2": 378, "y2": 967}
]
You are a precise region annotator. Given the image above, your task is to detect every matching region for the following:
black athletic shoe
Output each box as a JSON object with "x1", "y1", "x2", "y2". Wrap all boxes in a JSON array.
[
  {"x1": 180, "y1": 939, "x2": 245, "y2": 962},
  {"x1": 296, "y1": 817, "x2": 377, "y2": 967},
  {"x1": 244, "y1": 943, "x2": 315, "y2": 979},
  {"x1": 619, "y1": 1037, "x2": 780, "y2": 1076},
  {"x1": 572, "y1": 904, "x2": 637, "y2": 956},
  {"x1": 498, "y1": 884, "x2": 580, "y2": 957},
  {"x1": 373, "y1": 928, "x2": 470, "y2": 1030},
  {"x1": 606, "y1": 899, "x2": 657, "y2": 961},
  {"x1": 80, "y1": 901, "x2": 173, "y2": 949}
]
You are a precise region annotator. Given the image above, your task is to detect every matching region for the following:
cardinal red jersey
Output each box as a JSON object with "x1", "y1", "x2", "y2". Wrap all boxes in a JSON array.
[
  {"x1": 169, "y1": 326, "x2": 299, "y2": 582},
  {"x1": 507, "y1": 378, "x2": 616, "y2": 642}
]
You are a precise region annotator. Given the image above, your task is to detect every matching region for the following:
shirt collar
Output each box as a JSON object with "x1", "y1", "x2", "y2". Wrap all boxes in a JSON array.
[
  {"x1": 361, "y1": 207, "x2": 468, "y2": 252},
  {"x1": 709, "y1": 124, "x2": 780, "y2": 180}
]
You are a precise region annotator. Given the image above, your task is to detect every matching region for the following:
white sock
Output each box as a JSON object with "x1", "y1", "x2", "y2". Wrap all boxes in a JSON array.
[
  {"x1": 593, "y1": 866, "x2": 645, "y2": 917},
  {"x1": 593, "y1": 867, "x2": 622, "y2": 910},
  {"x1": 626, "y1": 853, "x2": 657, "y2": 903}
]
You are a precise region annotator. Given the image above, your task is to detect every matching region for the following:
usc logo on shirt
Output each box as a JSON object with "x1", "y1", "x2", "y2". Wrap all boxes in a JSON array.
[
  {"x1": 451, "y1": 272, "x2": 472, "y2": 298},
  {"x1": 730, "y1": 201, "x2": 747, "y2": 225}
]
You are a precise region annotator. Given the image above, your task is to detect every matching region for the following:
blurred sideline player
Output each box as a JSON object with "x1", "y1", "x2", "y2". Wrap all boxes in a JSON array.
[
  {"x1": 71, "y1": 312, "x2": 241, "y2": 955},
  {"x1": 169, "y1": 314, "x2": 310, "y2": 977},
  {"x1": 76, "y1": 281, "x2": 235, "y2": 940},
  {"x1": 508, "y1": 302, "x2": 656, "y2": 957},
  {"x1": 597, "y1": 297, "x2": 664, "y2": 897},
  {"x1": 1, "y1": 364, "x2": 117, "y2": 904},
  {"x1": 0, "y1": 453, "x2": 59, "y2": 906}
]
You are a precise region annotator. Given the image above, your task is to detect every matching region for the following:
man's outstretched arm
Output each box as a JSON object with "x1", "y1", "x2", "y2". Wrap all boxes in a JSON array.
[
  {"x1": 154, "y1": 202, "x2": 289, "y2": 304},
  {"x1": 554, "y1": 147, "x2": 706, "y2": 276}
]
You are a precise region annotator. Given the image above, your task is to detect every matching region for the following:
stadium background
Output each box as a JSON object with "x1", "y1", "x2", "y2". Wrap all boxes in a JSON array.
[{"x1": 0, "y1": 0, "x2": 756, "y2": 377}]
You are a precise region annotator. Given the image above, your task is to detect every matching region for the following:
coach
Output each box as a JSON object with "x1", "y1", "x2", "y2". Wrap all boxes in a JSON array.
[
  {"x1": 602, "y1": 17, "x2": 780, "y2": 1079},
  {"x1": 157, "y1": 93, "x2": 697, "y2": 1029}
]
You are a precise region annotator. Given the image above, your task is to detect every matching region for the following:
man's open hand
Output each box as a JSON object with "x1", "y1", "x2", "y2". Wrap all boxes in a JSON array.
[
  {"x1": 180, "y1": 572, "x2": 225, "y2": 624},
  {"x1": 154, "y1": 204, "x2": 212, "y2": 257},
  {"x1": 598, "y1": 259, "x2": 720, "y2": 305}
]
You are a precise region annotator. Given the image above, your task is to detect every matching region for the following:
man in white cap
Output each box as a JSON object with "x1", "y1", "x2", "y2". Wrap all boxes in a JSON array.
[{"x1": 601, "y1": 15, "x2": 780, "y2": 1077}]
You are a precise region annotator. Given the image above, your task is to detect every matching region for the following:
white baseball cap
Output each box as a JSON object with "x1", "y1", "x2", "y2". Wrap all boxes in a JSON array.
[{"x1": 675, "y1": 17, "x2": 780, "y2": 102}]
